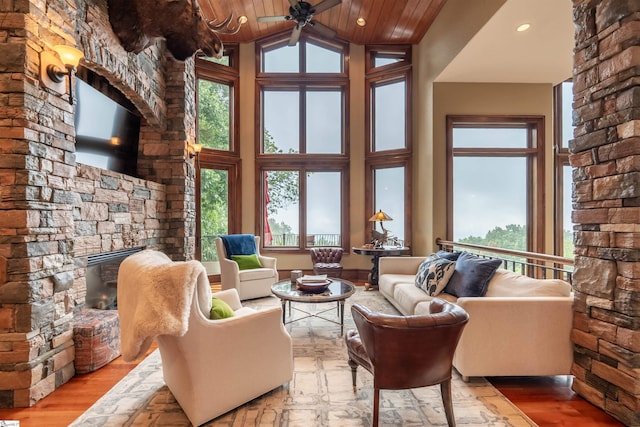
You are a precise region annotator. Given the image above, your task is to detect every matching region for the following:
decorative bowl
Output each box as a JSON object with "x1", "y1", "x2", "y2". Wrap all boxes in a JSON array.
[{"x1": 296, "y1": 279, "x2": 331, "y2": 293}]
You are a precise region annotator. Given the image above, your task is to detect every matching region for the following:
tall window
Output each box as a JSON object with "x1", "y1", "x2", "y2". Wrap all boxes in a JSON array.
[
  {"x1": 195, "y1": 47, "x2": 241, "y2": 274},
  {"x1": 446, "y1": 116, "x2": 545, "y2": 252},
  {"x1": 257, "y1": 33, "x2": 349, "y2": 251},
  {"x1": 554, "y1": 80, "x2": 574, "y2": 258},
  {"x1": 365, "y1": 46, "x2": 412, "y2": 247}
]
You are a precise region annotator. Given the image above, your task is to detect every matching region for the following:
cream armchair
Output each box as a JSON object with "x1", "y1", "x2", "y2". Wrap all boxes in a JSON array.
[
  {"x1": 215, "y1": 235, "x2": 279, "y2": 300},
  {"x1": 118, "y1": 250, "x2": 293, "y2": 426}
]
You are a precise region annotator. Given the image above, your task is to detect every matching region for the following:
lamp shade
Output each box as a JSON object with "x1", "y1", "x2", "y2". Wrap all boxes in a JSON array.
[
  {"x1": 52, "y1": 45, "x2": 84, "y2": 68},
  {"x1": 368, "y1": 210, "x2": 393, "y2": 222}
]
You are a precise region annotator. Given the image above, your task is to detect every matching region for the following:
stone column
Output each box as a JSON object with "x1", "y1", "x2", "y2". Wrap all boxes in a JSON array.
[
  {"x1": 137, "y1": 56, "x2": 197, "y2": 261},
  {"x1": 0, "y1": 1, "x2": 77, "y2": 407},
  {"x1": 571, "y1": 1, "x2": 640, "y2": 425}
]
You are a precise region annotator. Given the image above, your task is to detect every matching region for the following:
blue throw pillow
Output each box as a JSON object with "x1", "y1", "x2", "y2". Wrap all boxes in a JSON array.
[
  {"x1": 436, "y1": 250, "x2": 461, "y2": 261},
  {"x1": 444, "y1": 252, "x2": 502, "y2": 297}
]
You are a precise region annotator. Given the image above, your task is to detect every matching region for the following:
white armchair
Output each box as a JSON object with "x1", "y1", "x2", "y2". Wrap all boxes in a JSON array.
[
  {"x1": 118, "y1": 250, "x2": 293, "y2": 426},
  {"x1": 215, "y1": 235, "x2": 279, "y2": 300}
]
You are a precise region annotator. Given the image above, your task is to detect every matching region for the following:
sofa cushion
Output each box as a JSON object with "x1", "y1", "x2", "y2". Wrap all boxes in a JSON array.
[
  {"x1": 444, "y1": 252, "x2": 502, "y2": 297},
  {"x1": 486, "y1": 269, "x2": 572, "y2": 297},
  {"x1": 416, "y1": 258, "x2": 456, "y2": 296},
  {"x1": 238, "y1": 267, "x2": 276, "y2": 281},
  {"x1": 393, "y1": 283, "x2": 432, "y2": 315}
]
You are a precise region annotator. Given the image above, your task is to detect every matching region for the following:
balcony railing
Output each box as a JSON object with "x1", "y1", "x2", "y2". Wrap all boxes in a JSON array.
[{"x1": 436, "y1": 238, "x2": 574, "y2": 284}]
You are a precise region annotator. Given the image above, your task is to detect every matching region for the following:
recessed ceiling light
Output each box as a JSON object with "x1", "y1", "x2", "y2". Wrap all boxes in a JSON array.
[
  {"x1": 238, "y1": 15, "x2": 248, "y2": 25},
  {"x1": 356, "y1": 17, "x2": 367, "y2": 27},
  {"x1": 516, "y1": 23, "x2": 531, "y2": 32}
]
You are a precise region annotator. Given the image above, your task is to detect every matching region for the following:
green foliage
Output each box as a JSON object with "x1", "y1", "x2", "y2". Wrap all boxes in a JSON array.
[
  {"x1": 459, "y1": 224, "x2": 527, "y2": 251},
  {"x1": 198, "y1": 80, "x2": 230, "y2": 150},
  {"x1": 263, "y1": 130, "x2": 299, "y2": 216}
]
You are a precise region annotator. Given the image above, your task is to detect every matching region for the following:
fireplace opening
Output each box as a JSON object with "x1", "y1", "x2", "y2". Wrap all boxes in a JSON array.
[{"x1": 86, "y1": 247, "x2": 144, "y2": 309}]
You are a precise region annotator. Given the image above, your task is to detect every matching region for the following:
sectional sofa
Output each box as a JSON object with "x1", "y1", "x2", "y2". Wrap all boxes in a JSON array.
[{"x1": 377, "y1": 253, "x2": 574, "y2": 381}]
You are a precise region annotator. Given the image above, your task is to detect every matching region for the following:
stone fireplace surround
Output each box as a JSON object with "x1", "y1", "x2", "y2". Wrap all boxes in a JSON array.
[
  {"x1": 0, "y1": 0, "x2": 637, "y2": 425},
  {"x1": 0, "y1": 0, "x2": 197, "y2": 408}
]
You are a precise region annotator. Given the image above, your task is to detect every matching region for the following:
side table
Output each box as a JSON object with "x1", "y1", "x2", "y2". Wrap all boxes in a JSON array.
[{"x1": 352, "y1": 246, "x2": 410, "y2": 290}]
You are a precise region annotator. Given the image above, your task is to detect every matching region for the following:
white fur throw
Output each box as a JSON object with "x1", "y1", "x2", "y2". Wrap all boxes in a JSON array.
[{"x1": 117, "y1": 249, "x2": 207, "y2": 361}]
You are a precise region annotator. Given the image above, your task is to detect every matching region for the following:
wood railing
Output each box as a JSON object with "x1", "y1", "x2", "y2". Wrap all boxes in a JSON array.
[{"x1": 436, "y1": 238, "x2": 574, "y2": 284}]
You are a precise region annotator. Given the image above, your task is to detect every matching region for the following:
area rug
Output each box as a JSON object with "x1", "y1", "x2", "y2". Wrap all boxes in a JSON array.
[{"x1": 71, "y1": 288, "x2": 537, "y2": 427}]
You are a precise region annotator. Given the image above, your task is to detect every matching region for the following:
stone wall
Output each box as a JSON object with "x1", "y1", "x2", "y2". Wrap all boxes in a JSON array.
[
  {"x1": 71, "y1": 164, "x2": 167, "y2": 307},
  {"x1": 0, "y1": 0, "x2": 196, "y2": 407},
  {"x1": 570, "y1": 1, "x2": 640, "y2": 425}
]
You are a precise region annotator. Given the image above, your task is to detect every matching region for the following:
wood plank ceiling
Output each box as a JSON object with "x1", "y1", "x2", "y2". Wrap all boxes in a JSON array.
[{"x1": 200, "y1": 0, "x2": 448, "y2": 45}]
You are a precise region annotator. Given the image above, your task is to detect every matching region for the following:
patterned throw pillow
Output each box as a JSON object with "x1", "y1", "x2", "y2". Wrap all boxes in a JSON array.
[
  {"x1": 417, "y1": 258, "x2": 457, "y2": 296},
  {"x1": 415, "y1": 254, "x2": 441, "y2": 289}
]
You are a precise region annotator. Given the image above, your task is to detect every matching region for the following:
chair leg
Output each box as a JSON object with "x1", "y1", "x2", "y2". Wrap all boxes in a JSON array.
[
  {"x1": 347, "y1": 358, "x2": 358, "y2": 391},
  {"x1": 440, "y1": 379, "x2": 456, "y2": 427},
  {"x1": 372, "y1": 388, "x2": 380, "y2": 427}
]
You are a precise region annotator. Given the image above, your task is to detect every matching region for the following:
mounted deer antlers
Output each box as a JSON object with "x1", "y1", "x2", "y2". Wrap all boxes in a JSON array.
[{"x1": 107, "y1": 0, "x2": 240, "y2": 61}]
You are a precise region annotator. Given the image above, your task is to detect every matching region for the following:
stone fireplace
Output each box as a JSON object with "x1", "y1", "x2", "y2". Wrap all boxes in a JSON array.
[{"x1": 0, "y1": 0, "x2": 197, "y2": 407}]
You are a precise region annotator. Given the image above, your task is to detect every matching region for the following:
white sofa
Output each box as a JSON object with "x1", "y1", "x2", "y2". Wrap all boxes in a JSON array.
[{"x1": 378, "y1": 255, "x2": 574, "y2": 380}]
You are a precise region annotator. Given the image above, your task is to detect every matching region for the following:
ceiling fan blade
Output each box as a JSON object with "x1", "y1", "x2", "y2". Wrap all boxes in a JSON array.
[
  {"x1": 312, "y1": 0, "x2": 341, "y2": 14},
  {"x1": 288, "y1": 25, "x2": 303, "y2": 46},
  {"x1": 309, "y1": 20, "x2": 337, "y2": 38},
  {"x1": 257, "y1": 15, "x2": 290, "y2": 23},
  {"x1": 288, "y1": 0, "x2": 299, "y2": 9}
]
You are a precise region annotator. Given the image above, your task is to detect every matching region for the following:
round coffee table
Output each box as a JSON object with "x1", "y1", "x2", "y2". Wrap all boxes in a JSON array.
[{"x1": 271, "y1": 278, "x2": 356, "y2": 335}]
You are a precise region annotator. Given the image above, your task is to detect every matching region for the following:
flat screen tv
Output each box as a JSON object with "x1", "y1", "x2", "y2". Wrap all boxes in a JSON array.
[{"x1": 74, "y1": 79, "x2": 140, "y2": 177}]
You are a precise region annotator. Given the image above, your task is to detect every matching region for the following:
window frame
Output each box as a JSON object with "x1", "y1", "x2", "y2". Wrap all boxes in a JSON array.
[
  {"x1": 446, "y1": 115, "x2": 546, "y2": 253},
  {"x1": 255, "y1": 31, "x2": 350, "y2": 253},
  {"x1": 553, "y1": 81, "x2": 573, "y2": 257},
  {"x1": 195, "y1": 45, "x2": 242, "y2": 261},
  {"x1": 195, "y1": 47, "x2": 240, "y2": 156},
  {"x1": 364, "y1": 45, "x2": 412, "y2": 247}
]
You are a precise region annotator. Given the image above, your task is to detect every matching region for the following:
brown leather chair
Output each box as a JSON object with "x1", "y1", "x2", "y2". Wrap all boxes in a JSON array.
[
  {"x1": 345, "y1": 299, "x2": 469, "y2": 427},
  {"x1": 310, "y1": 247, "x2": 344, "y2": 277}
]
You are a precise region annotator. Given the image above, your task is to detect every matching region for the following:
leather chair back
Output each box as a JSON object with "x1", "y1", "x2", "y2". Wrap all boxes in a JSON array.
[{"x1": 310, "y1": 247, "x2": 344, "y2": 264}]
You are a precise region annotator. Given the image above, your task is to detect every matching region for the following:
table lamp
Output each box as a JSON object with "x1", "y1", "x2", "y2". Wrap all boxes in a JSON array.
[{"x1": 369, "y1": 210, "x2": 392, "y2": 248}]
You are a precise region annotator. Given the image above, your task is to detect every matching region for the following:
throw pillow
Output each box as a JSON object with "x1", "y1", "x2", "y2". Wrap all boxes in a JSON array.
[
  {"x1": 444, "y1": 252, "x2": 502, "y2": 298},
  {"x1": 210, "y1": 297, "x2": 235, "y2": 320},
  {"x1": 436, "y1": 250, "x2": 461, "y2": 261},
  {"x1": 231, "y1": 254, "x2": 263, "y2": 270},
  {"x1": 415, "y1": 254, "x2": 441, "y2": 289},
  {"x1": 417, "y1": 258, "x2": 456, "y2": 296}
]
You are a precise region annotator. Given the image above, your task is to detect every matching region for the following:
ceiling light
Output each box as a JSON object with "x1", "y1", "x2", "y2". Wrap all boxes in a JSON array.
[
  {"x1": 516, "y1": 23, "x2": 531, "y2": 32},
  {"x1": 237, "y1": 15, "x2": 248, "y2": 25},
  {"x1": 356, "y1": 17, "x2": 367, "y2": 27}
]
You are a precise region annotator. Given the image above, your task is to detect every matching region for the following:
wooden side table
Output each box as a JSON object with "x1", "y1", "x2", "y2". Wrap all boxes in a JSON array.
[{"x1": 352, "y1": 246, "x2": 410, "y2": 290}]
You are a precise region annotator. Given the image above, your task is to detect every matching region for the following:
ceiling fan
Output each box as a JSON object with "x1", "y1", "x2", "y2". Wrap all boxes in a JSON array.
[{"x1": 257, "y1": 0, "x2": 342, "y2": 46}]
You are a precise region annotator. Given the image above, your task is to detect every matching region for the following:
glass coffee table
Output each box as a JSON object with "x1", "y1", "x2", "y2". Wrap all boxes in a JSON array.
[{"x1": 271, "y1": 278, "x2": 356, "y2": 335}]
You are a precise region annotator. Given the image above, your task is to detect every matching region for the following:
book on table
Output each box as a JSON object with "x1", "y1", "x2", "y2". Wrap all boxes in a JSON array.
[{"x1": 298, "y1": 274, "x2": 328, "y2": 283}]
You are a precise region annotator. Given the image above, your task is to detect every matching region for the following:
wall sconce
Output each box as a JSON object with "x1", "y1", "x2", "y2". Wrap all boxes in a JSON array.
[
  {"x1": 40, "y1": 45, "x2": 84, "y2": 105},
  {"x1": 188, "y1": 143, "x2": 202, "y2": 159}
]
